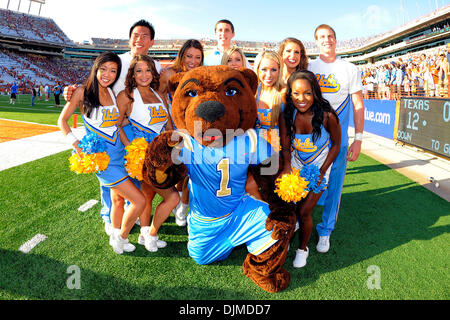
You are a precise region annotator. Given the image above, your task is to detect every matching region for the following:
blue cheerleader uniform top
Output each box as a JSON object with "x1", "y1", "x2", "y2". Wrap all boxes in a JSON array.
[{"x1": 82, "y1": 87, "x2": 129, "y2": 187}]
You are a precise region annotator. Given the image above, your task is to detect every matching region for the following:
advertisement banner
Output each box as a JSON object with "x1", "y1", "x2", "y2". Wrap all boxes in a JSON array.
[{"x1": 350, "y1": 99, "x2": 397, "y2": 140}]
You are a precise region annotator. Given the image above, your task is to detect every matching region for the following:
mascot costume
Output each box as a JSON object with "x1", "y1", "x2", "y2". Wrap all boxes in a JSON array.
[{"x1": 142, "y1": 65, "x2": 296, "y2": 293}]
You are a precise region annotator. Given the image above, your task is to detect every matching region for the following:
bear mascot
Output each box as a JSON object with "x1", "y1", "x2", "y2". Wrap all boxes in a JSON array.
[{"x1": 142, "y1": 65, "x2": 296, "y2": 293}]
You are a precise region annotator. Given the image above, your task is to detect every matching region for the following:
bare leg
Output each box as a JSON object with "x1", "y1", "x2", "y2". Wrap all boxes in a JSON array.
[
  {"x1": 150, "y1": 186, "x2": 180, "y2": 236},
  {"x1": 139, "y1": 182, "x2": 156, "y2": 227},
  {"x1": 110, "y1": 179, "x2": 146, "y2": 239},
  {"x1": 297, "y1": 191, "x2": 323, "y2": 250}
]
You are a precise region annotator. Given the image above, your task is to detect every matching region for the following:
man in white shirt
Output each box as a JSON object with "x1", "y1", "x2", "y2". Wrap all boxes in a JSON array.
[
  {"x1": 203, "y1": 19, "x2": 251, "y2": 68},
  {"x1": 308, "y1": 24, "x2": 365, "y2": 253},
  {"x1": 113, "y1": 19, "x2": 161, "y2": 94},
  {"x1": 204, "y1": 19, "x2": 235, "y2": 66},
  {"x1": 65, "y1": 19, "x2": 160, "y2": 99}
]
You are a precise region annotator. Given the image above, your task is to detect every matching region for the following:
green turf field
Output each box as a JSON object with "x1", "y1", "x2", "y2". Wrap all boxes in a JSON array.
[
  {"x1": 0, "y1": 94, "x2": 449, "y2": 300},
  {"x1": 0, "y1": 94, "x2": 80, "y2": 126}
]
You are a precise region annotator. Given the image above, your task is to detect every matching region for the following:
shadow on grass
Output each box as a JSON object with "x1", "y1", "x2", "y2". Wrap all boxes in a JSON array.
[
  {"x1": 141, "y1": 156, "x2": 450, "y2": 295},
  {"x1": 0, "y1": 248, "x2": 253, "y2": 300},
  {"x1": 2, "y1": 153, "x2": 448, "y2": 299},
  {"x1": 285, "y1": 157, "x2": 450, "y2": 291}
]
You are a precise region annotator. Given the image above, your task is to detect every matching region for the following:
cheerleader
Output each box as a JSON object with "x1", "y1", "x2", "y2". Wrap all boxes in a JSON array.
[
  {"x1": 58, "y1": 51, "x2": 145, "y2": 255},
  {"x1": 282, "y1": 70, "x2": 341, "y2": 268},
  {"x1": 117, "y1": 55, "x2": 179, "y2": 252}
]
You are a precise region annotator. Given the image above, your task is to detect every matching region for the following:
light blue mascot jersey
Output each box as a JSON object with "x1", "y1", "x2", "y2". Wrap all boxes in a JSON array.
[{"x1": 176, "y1": 129, "x2": 274, "y2": 219}]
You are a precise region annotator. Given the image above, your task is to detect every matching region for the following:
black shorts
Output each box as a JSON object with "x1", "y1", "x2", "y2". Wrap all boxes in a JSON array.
[{"x1": 11, "y1": 93, "x2": 16, "y2": 99}]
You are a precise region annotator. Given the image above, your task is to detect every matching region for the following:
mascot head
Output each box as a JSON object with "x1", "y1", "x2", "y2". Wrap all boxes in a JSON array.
[{"x1": 168, "y1": 65, "x2": 258, "y2": 147}]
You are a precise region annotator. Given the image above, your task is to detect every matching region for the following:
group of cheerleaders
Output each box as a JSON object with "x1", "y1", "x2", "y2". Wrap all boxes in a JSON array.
[{"x1": 58, "y1": 36, "x2": 341, "y2": 269}]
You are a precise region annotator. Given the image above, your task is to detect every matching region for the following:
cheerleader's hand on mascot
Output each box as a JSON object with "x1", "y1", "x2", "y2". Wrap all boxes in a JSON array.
[{"x1": 142, "y1": 130, "x2": 187, "y2": 189}]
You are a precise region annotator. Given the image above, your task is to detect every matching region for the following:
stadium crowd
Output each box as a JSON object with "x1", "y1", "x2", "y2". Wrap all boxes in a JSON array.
[
  {"x1": 0, "y1": 7, "x2": 448, "y2": 100},
  {"x1": 0, "y1": 49, "x2": 90, "y2": 95},
  {"x1": 360, "y1": 45, "x2": 449, "y2": 99},
  {"x1": 0, "y1": 8, "x2": 73, "y2": 45}
]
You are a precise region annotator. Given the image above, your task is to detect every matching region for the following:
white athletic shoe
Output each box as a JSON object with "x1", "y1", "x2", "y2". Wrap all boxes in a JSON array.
[
  {"x1": 110, "y1": 233, "x2": 135, "y2": 255},
  {"x1": 138, "y1": 234, "x2": 167, "y2": 252},
  {"x1": 316, "y1": 236, "x2": 330, "y2": 253},
  {"x1": 293, "y1": 247, "x2": 309, "y2": 268},
  {"x1": 173, "y1": 202, "x2": 188, "y2": 226},
  {"x1": 104, "y1": 222, "x2": 113, "y2": 236}
]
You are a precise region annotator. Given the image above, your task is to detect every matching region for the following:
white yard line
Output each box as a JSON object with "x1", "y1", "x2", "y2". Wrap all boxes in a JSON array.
[
  {"x1": 78, "y1": 199, "x2": 99, "y2": 212},
  {"x1": 0, "y1": 126, "x2": 86, "y2": 171},
  {"x1": 19, "y1": 234, "x2": 47, "y2": 253},
  {"x1": 0, "y1": 117, "x2": 59, "y2": 126}
]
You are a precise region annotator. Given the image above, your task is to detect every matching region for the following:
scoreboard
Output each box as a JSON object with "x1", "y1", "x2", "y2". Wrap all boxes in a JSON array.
[{"x1": 396, "y1": 98, "x2": 450, "y2": 159}]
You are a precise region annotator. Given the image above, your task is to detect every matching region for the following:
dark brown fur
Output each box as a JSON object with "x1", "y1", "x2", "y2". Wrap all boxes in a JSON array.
[{"x1": 143, "y1": 65, "x2": 295, "y2": 292}]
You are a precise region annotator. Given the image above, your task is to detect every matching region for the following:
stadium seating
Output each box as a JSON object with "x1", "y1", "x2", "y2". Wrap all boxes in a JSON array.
[
  {"x1": 0, "y1": 6, "x2": 448, "y2": 99},
  {"x1": 0, "y1": 8, "x2": 73, "y2": 45},
  {"x1": 0, "y1": 49, "x2": 90, "y2": 93}
]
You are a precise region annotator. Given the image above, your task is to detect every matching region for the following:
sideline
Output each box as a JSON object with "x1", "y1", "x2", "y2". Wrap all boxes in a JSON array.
[
  {"x1": 356, "y1": 130, "x2": 450, "y2": 202},
  {"x1": 0, "y1": 125, "x2": 86, "y2": 171}
]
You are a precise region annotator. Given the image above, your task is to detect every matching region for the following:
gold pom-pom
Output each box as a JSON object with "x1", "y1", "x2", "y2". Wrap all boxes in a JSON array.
[
  {"x1": 124, "y1": 137, "x2": 148, "y2": 181},
  {"x1": 275, "y1": 168, "x2": 309, "y2": 203},
  {"x1": 69, "y1": 152, "x2": 110, "y2": 174}
]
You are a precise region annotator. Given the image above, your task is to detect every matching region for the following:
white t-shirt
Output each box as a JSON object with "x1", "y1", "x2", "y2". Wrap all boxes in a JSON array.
[
  {"x1": 308, "y1": 57, "x2": 362, "y2": 146},
  {"x1": 113, "y1": 51, "x2": 162, "y2": 95}
]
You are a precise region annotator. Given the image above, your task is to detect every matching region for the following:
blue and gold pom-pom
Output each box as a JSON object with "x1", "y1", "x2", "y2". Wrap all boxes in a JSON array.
[
  {"x1": 300, "y1": 164, "x2": 327, "y2": 194},
  {"x1": 77, "y1": 132, "x2": 106, "y2": 154},
  {"x1": 275, "y1": 165, "x2": 327, "y2": 203},
  {"x1": 69, "y1": 132, "x2": 110, "y2": 174},
  {"x1": 275, "y1": 168, "x2": 309, "y2": 203}
]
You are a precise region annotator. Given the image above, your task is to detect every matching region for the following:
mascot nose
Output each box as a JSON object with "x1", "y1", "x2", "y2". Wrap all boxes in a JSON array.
[{"x1": 195, "y1": 101, "x2": 225, "y2": 122}]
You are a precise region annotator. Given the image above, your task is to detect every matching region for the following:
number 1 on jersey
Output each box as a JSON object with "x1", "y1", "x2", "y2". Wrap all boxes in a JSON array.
[{"x1": 216, "y1": 158, "x2": 231, "y2": 197}]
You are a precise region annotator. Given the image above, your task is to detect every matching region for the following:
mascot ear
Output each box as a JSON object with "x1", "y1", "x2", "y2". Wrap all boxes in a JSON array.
[
  {"x1": 168, "y1": 72, "x2": 186, "y2": 97},
  {"x1": 238, "y1": 68, "x2": 258, "y2": 95}
]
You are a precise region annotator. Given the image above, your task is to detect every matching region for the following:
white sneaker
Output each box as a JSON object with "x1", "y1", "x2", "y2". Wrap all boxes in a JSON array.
[
  {"x1": 293, "y1": 247, "x2": 309, "y2": 268},
  {"x1": 173, "y1": 202, "x2": 187, "y2": 226},
  {"x1": 109, "y1": 228, "x2": 120, "y2": 246},
  {"x1": 110, "y1": 234, "x2": 136, "y2": 255},
  {"x1": 316, "y1": 236, "x2": 330, "y2": 253},
  {"x1": 138, "y1": 234, "x2": 167, "y2": 252},
  {"x1": 104, "y1": 222, "x2": 113, "y2": 236}
]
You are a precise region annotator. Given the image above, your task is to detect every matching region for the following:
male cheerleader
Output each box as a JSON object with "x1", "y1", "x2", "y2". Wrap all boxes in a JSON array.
[{"x1": 308, "y1": 24, "x2": 365, "y2": 253}]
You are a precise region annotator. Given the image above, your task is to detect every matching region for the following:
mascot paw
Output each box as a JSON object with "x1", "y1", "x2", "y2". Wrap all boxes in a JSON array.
[
  {"x1": 146, "y1": 131, "x2": 183, "y2": 169},
  {"x1": 265, "y1": 208, "x2": 296, "y2": 240},
  {"x1": 142, "y1": 131, "x2": 187, "y2": 188}
]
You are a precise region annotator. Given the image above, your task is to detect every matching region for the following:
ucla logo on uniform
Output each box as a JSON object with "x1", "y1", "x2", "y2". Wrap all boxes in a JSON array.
[
  {"x1": 257, "y1": 110, "x2": 271, "y2": 126},
  {"x1": 100, "y1": 108, "x2": 119, "y2": 127},
  {"x1": 316, "y1": 73, "x2": 340, "y2": 93},
  {"x1": 293, "y1": 137, "x2": 317, "y2": 152},
  {"x1": 148, "y1": 105, "x2": 168, "y2": 125}
]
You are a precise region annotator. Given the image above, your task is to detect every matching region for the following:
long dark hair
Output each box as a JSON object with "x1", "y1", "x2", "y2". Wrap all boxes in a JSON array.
[
  {"x1": 124, "y1": 54, "x2": 160, "y2": 102},
  {"x1": 82, "y1": 51, "x2": 121, "y2": 117},
  {"x1": 284, "y1": 70, "x2": 338, "y2": 143}
]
